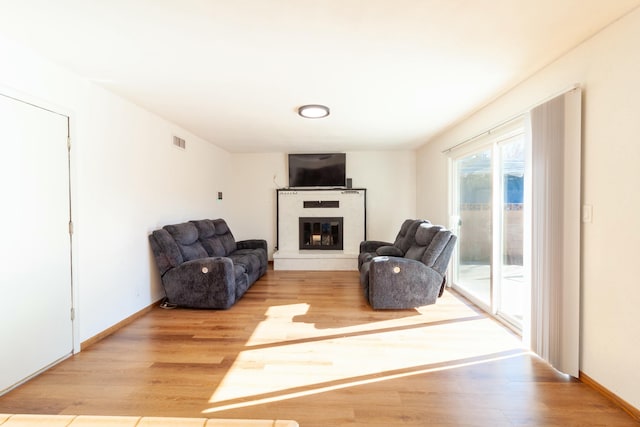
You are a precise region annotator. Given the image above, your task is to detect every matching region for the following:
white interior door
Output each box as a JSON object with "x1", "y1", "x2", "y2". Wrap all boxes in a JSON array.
[{"x1": 0, "y1": 94, "x2": 73, "y2": 394}]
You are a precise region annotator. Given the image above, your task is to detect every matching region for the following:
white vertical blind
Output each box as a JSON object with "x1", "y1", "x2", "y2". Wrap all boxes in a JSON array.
[{"x1": 529, "y1": 88, "x2": 582, "y2": 377}]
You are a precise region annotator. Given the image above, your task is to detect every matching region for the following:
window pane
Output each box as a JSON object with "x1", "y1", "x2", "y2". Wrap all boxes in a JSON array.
[
  {"x1": 456, "y1": 149, "x2": 492, "y2": 307},
  {"x1": 499, "y1": 137, "x2": 525, "y2": 325}
]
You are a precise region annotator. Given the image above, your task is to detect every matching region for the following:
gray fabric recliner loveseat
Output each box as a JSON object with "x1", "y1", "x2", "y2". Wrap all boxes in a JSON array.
[
  {"x1": 149, "y1": 219, "x2": 267, "y2": 309},
  {"x1": 359, "y1": 220, "x2": 457, "y2": 309}
]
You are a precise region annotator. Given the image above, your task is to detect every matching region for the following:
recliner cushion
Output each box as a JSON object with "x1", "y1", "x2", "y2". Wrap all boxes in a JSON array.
[
  {"x1": 422, "y1": 230, "x2": 453, "y2": 267},
  {"x1": 392, "y1": 219, "x2": 415, "y2": 247},
  {"x1": 191, "y1": 219, "x2": 216, "y2": 237},
  {"x1": 192, "y1": 219, "x2": 226, "y2": 256},
  {"x1": 164, "y1": 222, "x2": 208, "y2": 261},
  {"x1": 404, "y1": 245, "x2": 427, "y2": 261},
  {"x1": 214, "y1": 219, "x2": 230, "y2": 234},
  {"x1": 403, "y1": 224, "x2": 443, "y2": 260},
  {"x1": 414, "y1": 224, "x2": 443, "y2": 246},
  {"x1": 395, "y1": 219, "x2": 429, "y2": 253},
  {"x1": 213, "y1": 219, "x2": 237, "y2": 255},
  {"x1": 228, "y1": 252, "x2": 260, "y2": 278},
  {"x1": 234, "y1": 248, "x2": 268, "y2": 274}
]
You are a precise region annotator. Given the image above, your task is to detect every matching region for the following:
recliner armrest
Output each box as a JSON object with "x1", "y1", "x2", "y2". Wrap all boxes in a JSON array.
[
  {"x1": 162, "y1": 257, "x2": 237, "y2": 309},
  {"x1": 236, "y1": 239, "x2": 268, "y2": 252},
  {"x1": 359, "y1": 240, "x2": 392, "y2": 253},
  {"x1": 368, "y1": 256, "x2": 444, "y2": 309},
  {"x1": 376, "y1": 245, "x2": 403, "y2": 257}
]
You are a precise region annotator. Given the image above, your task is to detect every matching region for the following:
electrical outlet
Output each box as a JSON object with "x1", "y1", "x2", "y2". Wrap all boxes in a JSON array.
[{"x1": 582, "y1": 205, "x2": 593, "y2": 223}]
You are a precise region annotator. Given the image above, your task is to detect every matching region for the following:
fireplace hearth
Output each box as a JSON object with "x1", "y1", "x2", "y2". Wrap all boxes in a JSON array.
[{"x1": 299, "y1": 217, "x2": 343, "y2": 250}]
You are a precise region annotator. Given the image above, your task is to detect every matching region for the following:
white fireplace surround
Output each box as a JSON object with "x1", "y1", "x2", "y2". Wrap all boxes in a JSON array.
[{"x1": 274, "y1": 189, "x2": 366, "y2": 270}]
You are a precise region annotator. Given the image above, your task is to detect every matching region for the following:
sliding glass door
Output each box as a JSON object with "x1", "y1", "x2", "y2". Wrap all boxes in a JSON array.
[
  {"x1": 496, "y1": 135, "x2": 526, "y2": 326},
  {"x1": 451, "y1": 123, "x2": 528, "y2": 331},
  {"x1": 454, "y1": 148, "x2": 492, "y2": 308}
]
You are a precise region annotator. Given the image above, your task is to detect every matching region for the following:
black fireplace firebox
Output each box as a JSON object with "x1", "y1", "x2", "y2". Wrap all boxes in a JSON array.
[{"x1": 299, "y1": 217, "x2": 344, "y2": 250}]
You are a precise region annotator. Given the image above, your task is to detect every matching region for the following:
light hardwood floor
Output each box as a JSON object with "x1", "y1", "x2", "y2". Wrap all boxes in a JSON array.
[{"x1": 1, "y1": 268, "x2": 637, "y2": 426}]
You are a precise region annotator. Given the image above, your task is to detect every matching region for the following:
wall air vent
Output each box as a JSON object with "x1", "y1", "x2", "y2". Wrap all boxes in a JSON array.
[{"x1": 172, "y1": 136, "x2": 186, "y2": 150}]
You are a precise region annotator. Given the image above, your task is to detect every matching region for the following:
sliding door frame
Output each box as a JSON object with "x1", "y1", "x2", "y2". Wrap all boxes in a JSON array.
[{"x1": 448, "y1": 117, "x2": 529, "y2": 333}]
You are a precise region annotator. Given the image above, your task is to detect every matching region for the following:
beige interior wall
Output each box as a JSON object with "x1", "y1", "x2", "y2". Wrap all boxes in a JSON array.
[
  {"x1": 0, "y1": 34, "x2": 233, "y2": 344},
  {"x1": 416, "y1": 7, "x2": 640, "y2": 410}
]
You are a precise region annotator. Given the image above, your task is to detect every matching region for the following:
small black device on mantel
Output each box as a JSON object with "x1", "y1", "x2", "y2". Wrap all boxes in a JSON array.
[{"x1": 288, "y1": 153, "x2": 346, "y2": 188}]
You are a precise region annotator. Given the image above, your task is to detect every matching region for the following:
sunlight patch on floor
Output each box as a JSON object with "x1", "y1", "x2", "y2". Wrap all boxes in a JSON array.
[
  {"x1": 206, "y1": 292, "x2": 524, "y2": 409},
  {"x1": 202, "y1": 350, "x2": 526, "y2": 413}
]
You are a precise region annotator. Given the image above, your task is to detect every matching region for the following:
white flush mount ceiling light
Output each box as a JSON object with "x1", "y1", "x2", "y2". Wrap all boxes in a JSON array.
[{"x1": 298, "y1": 104, "x2": 330, "y2": 119}]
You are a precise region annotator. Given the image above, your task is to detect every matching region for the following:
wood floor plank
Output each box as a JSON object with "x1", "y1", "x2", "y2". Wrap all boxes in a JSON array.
[{"x1": 0, "y1": 268, "x2": 637, "y2": 426}]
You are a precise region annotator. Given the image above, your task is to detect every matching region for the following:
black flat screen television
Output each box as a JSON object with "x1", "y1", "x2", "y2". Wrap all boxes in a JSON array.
[{"x1": 288, "y1": 153, "x2": 346, "y2": 188}]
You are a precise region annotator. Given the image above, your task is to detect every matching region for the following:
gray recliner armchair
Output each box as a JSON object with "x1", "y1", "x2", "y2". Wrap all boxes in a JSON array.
[
  {"x1": 359, "y1": 222, "x2": 457, "y2": 309},
  {"x1": 358, "y1": 219, "x2": 428, "y2": 269}
]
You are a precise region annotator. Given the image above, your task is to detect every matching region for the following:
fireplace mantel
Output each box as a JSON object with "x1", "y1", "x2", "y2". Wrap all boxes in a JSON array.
[{"x1": 274, "y1": 188, "x2": 366, "y2": 270}]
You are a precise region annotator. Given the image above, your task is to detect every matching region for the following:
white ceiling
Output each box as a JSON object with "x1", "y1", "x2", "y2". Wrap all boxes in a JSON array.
[{"x1": 1, "y1": 1, "x2": 638, "y2": 153}]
